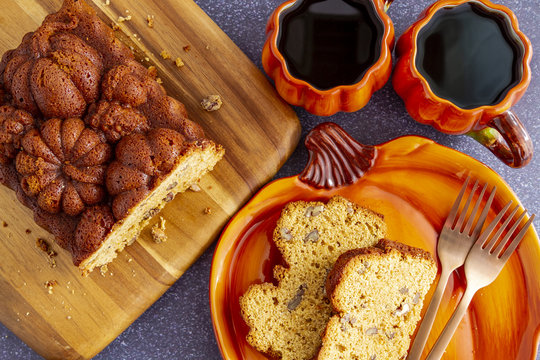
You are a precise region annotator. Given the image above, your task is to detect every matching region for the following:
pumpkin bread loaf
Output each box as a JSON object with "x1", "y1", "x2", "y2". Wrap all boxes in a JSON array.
[
  {"x1": 318, "y1": 239, "x2": 437, "y2": 360},
  {"x1": 0, "y1": 0, "x2": 224, "y2": 274},
  {"x1": 239, "y1": 196, "x2": 387, "y2": 360}
]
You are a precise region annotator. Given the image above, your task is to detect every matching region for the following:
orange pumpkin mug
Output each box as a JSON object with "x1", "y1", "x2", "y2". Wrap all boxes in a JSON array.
[
  {"x1": 262, "y1": 0, "x2": 395, "y2": 116},
  {"x1": 393, "y1": 0, "x2": 533, "y2": 168}
]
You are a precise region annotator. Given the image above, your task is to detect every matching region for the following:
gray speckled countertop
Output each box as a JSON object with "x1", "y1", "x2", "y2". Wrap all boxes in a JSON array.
[{"x1": 1, "y1": 0, "x2": 539, "y2": 359}]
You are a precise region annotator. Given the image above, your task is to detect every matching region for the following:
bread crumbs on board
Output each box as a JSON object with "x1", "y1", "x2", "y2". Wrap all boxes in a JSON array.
[
  {"x1": 100, "y1": 265, "x2": 108, "y2": 277},
  {"x1": 189, "y1": 183, "x2": 201, "y2": 192},
  {"x1": 201, "y1": 95, "x2": 222, "y2": 111},
  {"x1": 44, "y1": 280, "x2": 58, "y2": 294},
  {"x1": 151, "y1": 216, "x2": 167, "y2": 243},
  {"x1": 160, "y1": 50, "x2": 171, "y2": 60},
  {"x1": 147, "y1": 15, "x2": 155, "y2": 28},
  {"x1": 175, "y1": 57, "x2": 185, "y2": 67},
  {"x1": 117, "y1": 15, "x2": 131, "y2": 23}
]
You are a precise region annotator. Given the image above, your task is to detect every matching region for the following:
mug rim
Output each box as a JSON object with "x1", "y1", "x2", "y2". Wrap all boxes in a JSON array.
[
  {"x1": 267, "y1": 0, "x2": 395, "y2": 95},
  {"x1": 408, "y1": 0, "x2": 532, "y2": 114}
]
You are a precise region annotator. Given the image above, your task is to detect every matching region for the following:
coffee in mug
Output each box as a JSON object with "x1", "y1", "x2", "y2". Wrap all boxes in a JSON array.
[
  {"x1": 415, "y1": 2, "x2": 523, "y2": 109},
  {"x1": 263, "y1": 0, "x2": 395, "y2": 116}
]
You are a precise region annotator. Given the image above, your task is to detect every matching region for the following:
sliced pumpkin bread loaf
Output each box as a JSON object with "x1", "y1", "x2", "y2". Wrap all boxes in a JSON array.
[
  {"x1": 239, "y1": 196, "x2": 387, "y2": 360},
  {"x1": 318, "y1": 239, "x2": 437, "y2": 360}
]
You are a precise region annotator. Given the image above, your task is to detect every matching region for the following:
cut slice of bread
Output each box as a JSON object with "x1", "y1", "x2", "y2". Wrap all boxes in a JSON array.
[
  {"x1": 239, "y1": 196, "x2": 387, "y2": 360},
  {"x1": 318, "y1": 239, "x2": 437, "y2": 360},
  {"x1": 78, "y1": 142, "x2": 223, "y2": 274}
]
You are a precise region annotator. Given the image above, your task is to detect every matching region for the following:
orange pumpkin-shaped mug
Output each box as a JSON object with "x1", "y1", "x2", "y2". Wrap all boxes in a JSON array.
[
  {"x1": 262, "y1": 0, "x2": 395, "y2": 116},
  {"x1": 393, "y1": 0, "x2": 533, "y2": 168}
]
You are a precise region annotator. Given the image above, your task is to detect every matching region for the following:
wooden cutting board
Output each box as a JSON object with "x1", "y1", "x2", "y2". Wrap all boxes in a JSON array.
[{"x1": 0, "y1": 0, "x2": 300, "y2": 358}]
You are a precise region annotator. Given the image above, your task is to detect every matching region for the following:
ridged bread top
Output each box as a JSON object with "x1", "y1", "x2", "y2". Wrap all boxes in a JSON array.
[
  {"x1": 240, "y1": 196, "x2": 387, "y2": 360},
  {"x1": 0, "y1": 0, "x2": 220, "y2": 266}
]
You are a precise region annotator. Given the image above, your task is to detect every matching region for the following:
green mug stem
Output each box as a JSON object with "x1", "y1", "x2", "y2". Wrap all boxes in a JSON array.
[
  {"x1": 466, "y1": 127, "x2": 501, "y2": 147},
  {"x1": 466, "y1": 111, "x2": 533, "y2": 168}
]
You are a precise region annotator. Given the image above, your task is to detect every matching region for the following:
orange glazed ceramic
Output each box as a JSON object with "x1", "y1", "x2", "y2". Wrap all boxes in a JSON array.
[
  {"x1": 210, "y1": 123, "x2": 540, "y2": 360},
  {"x1": 262, "y1": 0, "x2": 395, "y2": 116},
  {"x1": 393, "y1": 0, "x2": 533, "y2": 168}
]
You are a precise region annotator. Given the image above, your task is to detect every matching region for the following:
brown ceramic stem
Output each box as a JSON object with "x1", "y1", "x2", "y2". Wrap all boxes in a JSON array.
[
  {"x1": 299, "y1": 122, "x2": 375, "y2": 188},
  {"x1": 467, "y1": 111, "x2": 533, "y2": 168}
]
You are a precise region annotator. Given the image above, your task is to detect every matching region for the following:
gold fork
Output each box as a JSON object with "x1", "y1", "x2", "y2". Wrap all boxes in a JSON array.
[
  {"x1": 407, "y1": 176, "x2": 495, "y2": 360},
  {"x1": 425, "y1": 200, "x2": 535, "y2": 359}
]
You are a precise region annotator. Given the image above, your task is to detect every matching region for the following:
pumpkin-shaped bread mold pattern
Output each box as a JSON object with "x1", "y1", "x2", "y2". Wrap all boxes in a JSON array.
[
  {"x1": 98, "y1": 59, "x2": 205, "y2": 140},
  {"x1": 86, "y1": 100, "x2": 150, "y2": 143},
  {"x1": 0, "y1": 105, "x2": 35, "y2": 165},
  {"x1": 100, "y1": 59, "x2": 154, "y2": 108},
  {"x1": 105, "y1": 127, "x2": 188, "y2": 220},
  {"x1": 0, "y1": 10, "x2": 104, "y2": 119},
  {"x1": 73, "y1": 204, "x2": 115, "y2": 266},
  {"x1": 15, "y1": 117, "x2": 111, "y2": 216}
]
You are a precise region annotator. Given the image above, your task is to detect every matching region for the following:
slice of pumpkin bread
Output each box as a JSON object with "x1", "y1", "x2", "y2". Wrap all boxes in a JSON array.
[
  {"x1": 239, "y1": 196, "x2": 387, "y2": 360},
  {"x1": 318, "y1": 239, "x2": 437, "y2": 360}
]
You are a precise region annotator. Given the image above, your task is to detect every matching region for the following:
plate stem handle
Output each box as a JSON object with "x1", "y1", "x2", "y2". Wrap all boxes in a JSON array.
[{"x1": 299, "y1": 122, "x2": 376, "y2": 189}]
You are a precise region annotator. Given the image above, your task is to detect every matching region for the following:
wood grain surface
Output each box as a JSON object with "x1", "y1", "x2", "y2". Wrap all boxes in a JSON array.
[{"x1": 0, "y1": 0, "x2": 300, "y2": 358}]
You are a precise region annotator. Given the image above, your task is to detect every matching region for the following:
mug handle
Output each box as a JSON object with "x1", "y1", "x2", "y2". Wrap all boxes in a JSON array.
[{"x1": 467, "y1": 110, "x2": 533, "y2": 168}]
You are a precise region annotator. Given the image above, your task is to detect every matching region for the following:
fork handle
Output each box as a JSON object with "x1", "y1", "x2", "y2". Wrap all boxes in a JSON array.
[
  {"x1": 407, "y1": 268, "x2": 452, "y2": 360},
  {"x1": 425, "y1": 286, "x2": 477, "y2": 360}
]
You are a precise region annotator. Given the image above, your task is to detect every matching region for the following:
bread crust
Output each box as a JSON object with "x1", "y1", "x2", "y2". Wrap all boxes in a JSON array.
[{"x1": 326, "y1": 239, "x2": 434, "y2": 304}]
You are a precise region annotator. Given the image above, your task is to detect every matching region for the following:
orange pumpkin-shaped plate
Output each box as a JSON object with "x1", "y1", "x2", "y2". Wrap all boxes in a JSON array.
[{"x1": 210, "y1": 122, "x2": 539, "y2": 359}]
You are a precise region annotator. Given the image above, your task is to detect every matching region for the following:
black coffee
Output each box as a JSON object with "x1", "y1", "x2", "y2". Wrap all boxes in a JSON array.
[
  {"x1": 415, "y1": 2, "x2": 523, "y2": 109},
  {"x1": 278, "y1": 0, "x2": 384, "y2": 90}
]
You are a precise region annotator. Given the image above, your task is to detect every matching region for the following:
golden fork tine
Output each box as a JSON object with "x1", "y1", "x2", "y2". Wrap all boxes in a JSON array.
[
  {"x1": 455, "y1": 179, "x2": 479, "y2": 230},
  {"x1": 407, "y1": 177, "x2": 493, "y2": 360},
  {"x1": 444, "y1": 176, "x2": 470, "y2": 228},
  {"x1": 487, "y1": 206, "x2": 524, "y2": 253},
  {"x1": 425, "y1": 201, "x2": 535, "y2": 360},
  {"x1": 477, "y1": 200, "x2": 513, "y2": 248},
  {"x1": 497, "y1": 214, "x2": 535, "y2": 260},
  {"x1": 463, "y1": 183, "x2": 492, "y2": 237},
  {"x1": 484, "y1": 205, "x2": 520, "y2": 251}
]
